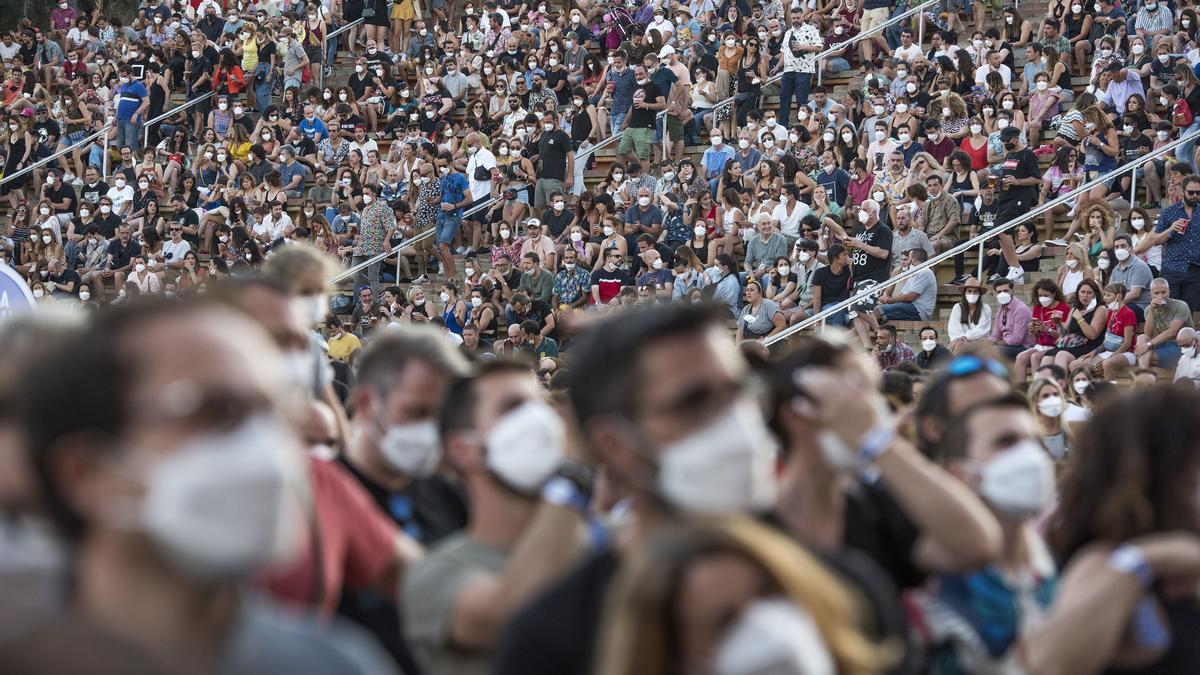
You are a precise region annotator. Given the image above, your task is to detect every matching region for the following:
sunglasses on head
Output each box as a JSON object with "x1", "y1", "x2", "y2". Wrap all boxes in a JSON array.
[{"x1": 943, "y1": 354, "x2": 1008, "y2": 381}]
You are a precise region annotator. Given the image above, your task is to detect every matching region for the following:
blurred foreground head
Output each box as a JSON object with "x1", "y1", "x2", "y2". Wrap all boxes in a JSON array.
[{"x1": 17, "y1": 298, "x2": 308, "y2": 581}]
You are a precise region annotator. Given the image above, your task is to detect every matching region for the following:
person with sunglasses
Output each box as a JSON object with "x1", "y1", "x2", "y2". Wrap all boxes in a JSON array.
[{"x1": 1135, "y1": 173, "x2": 1200, "y2": 313}]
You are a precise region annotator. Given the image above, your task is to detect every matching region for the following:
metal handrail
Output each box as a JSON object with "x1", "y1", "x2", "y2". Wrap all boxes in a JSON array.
[
  {"x1": 577, "y1": 0, "x2": 940, "y2": 161},
  {"x1": 327, "y1": 196, "x2": 494, "y2": 285},
  {"x1": 319, "y1": 18, "x2": 366, "y2": 90},
  {"x1": 142, "y1": 91, "x2": 216, "y2": 149},
  {"x1": 0, "y1": 123, "x2": 111, "y2": 188},
  {"x1": 761, "y1": 127, "x2": 1200, "y2": 347}
]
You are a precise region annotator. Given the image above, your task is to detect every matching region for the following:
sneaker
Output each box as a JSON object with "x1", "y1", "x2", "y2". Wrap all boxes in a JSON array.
[
  {"x1": 412, "y1": 274, "x2": 428, "y2": 284},
  {"x1": 987, "y1": 273, "x2": 1004, "y2": 284},
  {"x1": 1045, "y1": 238, "x2": 1068, "y2": 246},
  {"x1": 463, "y1": 247, "x2": 476, "y2": 257},
  {"x1": 454, "y1": 246, "x2": 467, "y2": 255},
  {"x1": 950, "y1": 275, "x2": 969, "y2": 285}
]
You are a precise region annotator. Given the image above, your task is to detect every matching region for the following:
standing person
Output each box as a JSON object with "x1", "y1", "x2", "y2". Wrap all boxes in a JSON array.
[
  {"x1": 1136, "y1": 173, "x2": 1200, "y2": 313},
  {"x1": 402, "y1": 361, "x2": 586, "y2": 675},
  {"x1": 534, "y1": 112, "x2": 574, "y2": 210},
  {"x1": 617, "y1": 65, "x2": 664, "y2": 168},
  {"x1": 778, "y1": 11, "x2": 822, "y2": 127},
  {"x1": 436, "y1": 154, "x2": 472, "y2": 279},
  {"x1": 15, "y1": 301, "x2": 398, "y2": 674},
  {"x1": 113, "y1": 64, "x2": 149, "y2": 151},
  {"x1": 353, "y1": 183, "x2": 394, "y2": 300},
  {"x1": 995, "y1": 127, "x2": 1042, "y2": 231},
  {"x1": 463, "y1": 132, "x2": 497, "y2": 254}
]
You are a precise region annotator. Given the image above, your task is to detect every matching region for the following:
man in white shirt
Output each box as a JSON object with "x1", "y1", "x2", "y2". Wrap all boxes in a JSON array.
[
  {"x1": 973, "y1": 50, "x2": 1013, "y2": 88},
  {"x1": 349, "y1": 124, "x2": 378, "y2": 157},
  {"x1": 105, "y1": 175, "x2": 135, "y2": 218},
  {"x1": 893, "y1": 27, "x2": 923, "y2": 63},
  {"x1": 463, "y1": 132, "x2": 497, "y2": 203},
  {"x1": 865, "y1": 120, "x2": 900, "y2": 174},
  {"x1": 255, "y1": 201, "x2": 294, "y2": 244},
  {"x1": 160, "y1": 222, "x2": 193, "y2": 270},
  {"x1": 1174, "y1": 327, "x2": 1200, "y2": 386}
]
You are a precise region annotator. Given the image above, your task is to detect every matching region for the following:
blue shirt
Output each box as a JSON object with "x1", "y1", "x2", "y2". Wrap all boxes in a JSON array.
[
  {"x1": 115, "y1": 81, "x2": 148, "y2": 121},
  {"x1": 702, "y1": 144, "x2": 736, "y2": 179},
  {"x1": 735, "y1": 148, "x2": 762, "y2": 173},
  {"x1": 1154, "y1": 201, "x2": 1200, "y2": 273},
  {"x1": 607, "y1": 67, "x2": 638, "y2": 115},
  {"x1": 297, "y1": 116, "x2": 328, "y2": 141},
  {"x1": 816, "y1": 167, "x2": 851, "y2": 205},
  {"x1": 439, "y1": 172, "x2": 470, "y2": 217}
]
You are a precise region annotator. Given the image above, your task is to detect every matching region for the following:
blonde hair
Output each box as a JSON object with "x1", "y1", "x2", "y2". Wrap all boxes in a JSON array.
[
  {"x1": 1063, "y1": 242, "x2": 1091, "y2": 271},
  {"x1": 595, "y1": 516, "x2": 898, "y2": 675},
  {"x1": 1027, "y1": 377, "x2": 1064, "y2": 419}
]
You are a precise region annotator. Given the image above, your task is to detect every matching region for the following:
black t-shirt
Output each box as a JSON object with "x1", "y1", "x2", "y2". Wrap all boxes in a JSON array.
[
  {"x1": 512, "y1": 299, "x2": 556, "y2": 338},
  {"x1": 333, "y1": 457, "x2": 468, "y2": 673},
  {"x1": 812, "y1": 263, "x2": 853, "y2": 305},
  {"x1": 1120, "y1": 133, "x2": 1152, "y2": 165},
  {"x1": 94, "y1": 214, "x2": 121, "y2": 239},
  {"x1": 49, "y1": 268, "x2": 82, "y2": 297},
  {"x1": 997, "y1": 147, "x2": 1040, "y2": 212},
  {"x1": 47, "y1": 183, "x2": 77, "y2": 215},
  {"x1": 973, "y1": 198, "x2": 1001, "y2": 235},
  {"x1": 79, "y1": 180, "x2": 108, "y2": 205},
  {"x1": 628, "y1": 81, "x2": 663, "y2": 129},
  {"x1": 536, "y1": 129, "x2": 572, "y2": 180},
  {"x1": 106, "y1": 237, "x2": 142, "y2": 269},
  {"x1": 540, "y1": 207, "x2": 574, "y2": 238},
  {"x1": 545, "y1": 68, "x2": 570, "y2": 104},
  {"x1": 852, "y1": 223, "x2": 894, "y2": 284}
]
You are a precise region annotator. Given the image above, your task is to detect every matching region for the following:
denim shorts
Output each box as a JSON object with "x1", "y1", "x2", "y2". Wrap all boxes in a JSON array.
[{"x1": 435, "y1": 210, "x2": 462, "y2": 245}]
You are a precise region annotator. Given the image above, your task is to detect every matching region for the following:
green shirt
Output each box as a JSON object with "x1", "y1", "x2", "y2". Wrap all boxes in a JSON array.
[
  {"x1": 517, "y1": 269, "x2": 554, "y2": 303},
  {"x1": 1148, "y1": 298, "x2": 1194, "y2": 340}
]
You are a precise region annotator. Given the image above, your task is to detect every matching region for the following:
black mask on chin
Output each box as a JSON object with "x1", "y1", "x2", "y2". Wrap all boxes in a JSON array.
[{"x1": 1003, "y1": 141, "x2": 1016, "y2": 151}]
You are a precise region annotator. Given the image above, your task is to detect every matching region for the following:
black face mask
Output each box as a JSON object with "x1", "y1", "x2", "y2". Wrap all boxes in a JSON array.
[{"x1": 1004, "y1": 141, "x2": 1016, "y2": 151}]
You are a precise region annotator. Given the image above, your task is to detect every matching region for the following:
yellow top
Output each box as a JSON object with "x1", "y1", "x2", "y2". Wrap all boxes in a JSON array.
[
  {"x1": 327, "y1": 331, "x2": 362, "y2": 361},
  {"x1": 241, "y1": 36, "x2": 259, "y2": 72}
]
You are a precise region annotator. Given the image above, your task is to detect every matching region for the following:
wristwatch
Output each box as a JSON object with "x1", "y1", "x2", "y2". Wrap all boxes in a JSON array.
[
  {"x1": 540, "y1": 461, "x2": 595, "y2": 513},
  {"x1": 1109, "y1": 543, "x2": 1154, "y2": 589}
]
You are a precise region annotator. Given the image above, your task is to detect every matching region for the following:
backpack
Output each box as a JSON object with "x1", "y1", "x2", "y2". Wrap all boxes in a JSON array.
[{"x1": 1173, "y1": 97, "x2": 1194, "y2": 127}]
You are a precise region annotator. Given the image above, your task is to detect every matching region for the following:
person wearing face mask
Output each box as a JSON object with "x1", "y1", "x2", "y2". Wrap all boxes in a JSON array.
[
  {"x1": 491, "y1": 305, "x2": 846, "y2": 675},
  {"x1": 1136, "y1": 175, "x2": 1200, "y2": 311},
  {"x1": 1172, "y1": 326, "x2": 1200, "y2": 385},
  {"x1": 915, "y1": 325, "x2": 953, "y2": 369},
  {"x1": 911, "y1": 392, "x2": 1058, "y2": 672},
  {"x1": 778, "y1": 12, "x2": 823, "y2": 127},
  {"x1": 403, "y1": 359, "x2": 587, "y2": 675},
  {"x1": 994, "y1": 126, "x2": 1041, "y2": 227},
  {"x1": 945, "y1": 277, "x2": 995, "y2": 354},
  {"x1": 552, "y1": 247, "x2": 594, "y2": 309},
  {"x1": 112, "y1": 64, "x2": 149, "y2": 151},
  {"x1": 597, "y1": 516, "x2": 898, "y2": 675},
  {"x1": 16, "y1": 301, "x2": 400, "y2": 674},
  {"x1": 989, "y1": 277, "x2": 1036, "y2": 360},
  {"x1": 533, "y1": 113, "x2": 574, "y2": 211},
  {"x1": 1096, "y1": 60, "x2": 1147, "y2": 117}
]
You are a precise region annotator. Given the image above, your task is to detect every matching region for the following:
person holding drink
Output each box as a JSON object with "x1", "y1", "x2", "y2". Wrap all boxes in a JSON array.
[
  {"x1": 1136, "y1": 174, "x2": 1200, "y2": 314},
  {"x1": 1014, "y1": 279, "x2": 1074, "y2": 383}
]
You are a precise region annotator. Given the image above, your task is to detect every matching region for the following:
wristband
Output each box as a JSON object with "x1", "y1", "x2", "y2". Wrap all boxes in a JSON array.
[
  {"x1": 541, "y1": 476, "x2": 590, "y2": 513},
  {"x1": 1109, "y1": 543, "x2": 1154, "y2": 589},
  {"x1": 858, "y1": 424, "x2": 895, "y2": 464}
]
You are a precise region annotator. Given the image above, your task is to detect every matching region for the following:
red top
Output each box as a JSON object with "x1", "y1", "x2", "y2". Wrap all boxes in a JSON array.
[
  {"x1": 960, "y1": 136, "x2": 989, "y2": 171},
  {"x1": 848, "y1": 173, "x2": 876, "y2": 208},
  {"x1": 261, "y1": 456, "x2": 400, "y2": 617},
  {"x1": 1107, "y1": 305, "x2": 1138, "y2": 346},
  {"x1": 1032, "y1": 301, "x2": 1070, "y2": 346}
]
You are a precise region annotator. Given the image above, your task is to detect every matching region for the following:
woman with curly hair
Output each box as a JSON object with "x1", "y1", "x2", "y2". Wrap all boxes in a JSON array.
[{"x1": 937, "y1": 92, "x2": 972, "y2": 141}]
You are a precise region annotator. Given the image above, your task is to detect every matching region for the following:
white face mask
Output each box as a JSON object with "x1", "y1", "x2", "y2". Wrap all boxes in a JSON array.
[
  {"x1": 965, "y1": 292, "x2": 980, "y2": 304},
  {"x1": 1065, "y1": 257, "x2": 1079, "y2": 269},
  {"x1": 898, "y1": 132, "x2": 911, "y2": 143},
  {"x1": 135, "y1": 263, "x2": 146, "y2": 273},
  {"x1": 570, "y1": 231, "x2": 583, "y2": 242},
  {"x1": 739, "y1": 138, "x2": 751, "y2": 149},
  {"x1": 1036, "y1": 80, "x2": 1049, "y2": 91},
  {"x1": 1107, "y1": 300, "x2": 1121, "y2": 311},
  {"x1": 638, "y1": 196, "x2": 651, "y2": 207},
  {"x1": 979, "y1": 440, "x2": 1056, "y2": 520},
  {"x1": 1115, "y1": 248, "x2": 1131, "y2": 262},
  {"x1": 115, "y1": 415, "x2": 306, "y2": 578},
  {"x1": 1131, "y1": 217, "x2": 1146, "y2": 230},
  {"x1": 1037, "y1": 396, "x2": 1065, "y2": 418},
  {"x1": 470, "y1": 296, "x2": 483, "y2": 308},
  {"x1": 714, "y1": 598, "x2": 835, "y2": 675},
  {"x1": 486, "y1": 400, "x2": 566, "y2": 494},
  {"x1": 1002, "y1": 100, "x2": 1014, "y2": 110},
  {"x1": 841, "y1": 132, "x2": 853, "y2": 143},
  {"x1": 1183, "y1": 346, "x2": 1196, "y2": 358},
  {"x1": 79, "y1": 291, "x2": 91, "y2": 301},
  {"x1": 377, "y1": 418, "x2": 442, "y2": 477},
  {"x1": 101, "y1": 205, "x2": 112, "y2": 214},
  {"x1": 997, "y1": 119, "x2": 1011, "y2": 130},
  {"x1": 1038, "y1": 295, "x2": 1054, "y2": 307},
  {"x1": 1097, "y1": 258, "x2": 1111, "y2": 270},
  {"x1": 1158, "y1": 130, "x2": 1171, "y2": 141},
  {"x1": 439, "y1": 291, "x2": 450, "y2": 303},
  {"x1": 654, "y1": 399, "x2": 777, "y2": 514},
  {"x1": 822, "y1": 132, "x2": 835, "y2": 143},
  {"x1": 1073, "y1": 380, "x2": 1089, "y2": 394},
  {"x1": 874, "y1": 130, "x2": 887, "y2": 142},
  {"x1": 921, "y1": 338, "x2": 938, "y2": 352},
  {"x1": 79, "y1": 209, "x2": 90, "y2": 218},
  {"x1": 857, "y1": 210, "x2": 870, "y2": 224},
  {"x1": 798, "y1": 251, "x2": 813, "y2": 263},
  {"x1": 873, "y1": 191, "x2": 885, "y2": 202},
  {"x1": 970, "y1": 123, "x2": 983, "y2": 134},
  {"x1": 500, "y1": 228, "x2": 511, "y2": 239},
  {"x1": 996, "y1": 291, "x2": 1012, "y2": 305},
  {"x1": 603, "y1": 226, "x2": 615, "y2": 237},
  {"x1": 1132, "y1": 44, "x2": 1145, "y2": 55}
]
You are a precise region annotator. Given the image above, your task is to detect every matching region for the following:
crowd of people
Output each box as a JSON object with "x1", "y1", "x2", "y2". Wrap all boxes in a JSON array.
[{"x1": 5, "y1": 0, "x2": 1200, "y2": 671}]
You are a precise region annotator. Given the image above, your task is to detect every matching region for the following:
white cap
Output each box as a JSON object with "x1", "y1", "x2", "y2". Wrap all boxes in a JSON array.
[
  {"x1": 526, "y1": 218, "x2": 541, "y2": 228},
  {"x1": 659, "y1": 45, "x2": 675, "y2": 58}
]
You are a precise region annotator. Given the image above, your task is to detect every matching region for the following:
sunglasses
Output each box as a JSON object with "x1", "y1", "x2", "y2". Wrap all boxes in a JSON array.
[
  {"x1": 943, "y1": 354, "x2": 1008, "y2": 380},
  {"x1": 1186, "y1": 190, "x2": 1200, "y2": 196}
]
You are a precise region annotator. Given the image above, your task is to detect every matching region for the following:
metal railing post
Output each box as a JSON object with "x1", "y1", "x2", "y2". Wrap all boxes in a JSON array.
[
  {"x1": 762, "y1": 125, "x2": 1200, "y2": 348},
  {"x1": 1130, "y1": 169, "x2": 1138, "y2": 207},
  {"x1": 319, "y1": 19, "x2": 365, "y2": 93},
  {"x1": 918, "y1": 9, "x2": 925, "y2": 45},
  {"x1": 102, "y1": 119, "x2": 110, "y2": 179},
  {"x1": 977, "y1": 240, "x2": 984, "y2": 280},
  {"x1": 140, "y1": 92, "x2": 216, "y2": 152}
]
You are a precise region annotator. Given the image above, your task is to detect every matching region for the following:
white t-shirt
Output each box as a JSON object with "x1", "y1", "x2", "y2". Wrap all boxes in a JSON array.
[
  {"x1": 161, "y1": 238, "x2": 192, "y2": 265},
  {"x1": 106, "y1": 184, "x2": 135, "y2": 215},
  {"x1": 894, "y1": 43, "x2": 922, "y2": 63},
  {"x1": 771, "y1": 200, "x2": 810, "y2": 239},
  {"x1": 974, "y1": 63, "x2": 1013, "y2": 88},
  {"x1": 466, "y1": 148, "x2": 498, "y2": 201}
]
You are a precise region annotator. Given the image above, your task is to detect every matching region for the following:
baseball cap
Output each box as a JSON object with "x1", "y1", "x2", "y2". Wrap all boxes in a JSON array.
[{"x1": 659, "y1": 45, "x2": 675, "y2": 58}]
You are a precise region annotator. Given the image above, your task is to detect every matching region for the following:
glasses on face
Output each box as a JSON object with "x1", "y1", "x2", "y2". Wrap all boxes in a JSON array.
[{"x1": 1187, "y1": 190, "x2": 1200, "y2": 196}]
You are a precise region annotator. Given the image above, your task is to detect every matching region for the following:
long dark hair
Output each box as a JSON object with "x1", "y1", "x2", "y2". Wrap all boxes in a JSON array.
[
  {"x1": 1072, "y1": 278, "x2": 1102, "y2": 310},
  {"x1": 1049, "y1": 386, "x2": 1200, "y2": 564}
]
